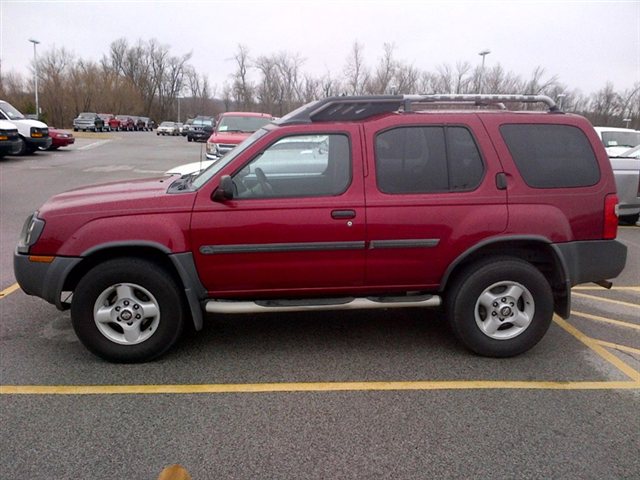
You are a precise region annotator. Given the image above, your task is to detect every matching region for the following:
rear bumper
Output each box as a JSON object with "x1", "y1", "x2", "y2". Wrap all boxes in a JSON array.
[{"x1": 554, "y1": 239, "x2": 627, "y2": 286}]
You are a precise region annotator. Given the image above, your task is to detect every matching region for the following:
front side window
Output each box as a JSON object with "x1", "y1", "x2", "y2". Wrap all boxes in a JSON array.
[
  {"x1": 501, "y1": 124, "x2": 600, "y2": 188},
  {"x1": 375, "y1": 126, "x2": 484, "y2": 194},
  {"x1": 232, "y1": 134, "x2": 351, "y2": 199}
]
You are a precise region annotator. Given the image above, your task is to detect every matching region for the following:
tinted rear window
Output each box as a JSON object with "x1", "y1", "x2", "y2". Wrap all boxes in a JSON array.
[{"x1": 500, "y1": 124, "x2": 600, "y2": 188}]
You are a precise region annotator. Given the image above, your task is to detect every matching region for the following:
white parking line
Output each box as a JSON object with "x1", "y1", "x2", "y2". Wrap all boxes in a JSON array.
[{"x1": 78, "y1": 140, "x2": 111, "y2": 151}]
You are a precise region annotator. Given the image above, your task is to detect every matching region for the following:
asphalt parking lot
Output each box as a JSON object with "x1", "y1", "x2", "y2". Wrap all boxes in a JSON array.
[{"x1": 1, "y1": 132, "x2": 638, "y2": 479}]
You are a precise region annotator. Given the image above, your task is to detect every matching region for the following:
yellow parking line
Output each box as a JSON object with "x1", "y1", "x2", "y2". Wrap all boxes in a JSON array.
[
  {"x1": 573, "y1": 286, "x2": 640, "y2": 292},
  {"x1": 594, "y1": 340, "x2": 640, "y2": 356},
  {"x1": 0, "y1": 283, "x2": 20, "y2": 298},
  {"x1": 1, "y1": 380, "x2": 639, "y2": 395},
  {"x1": 572, "y1": 310, "x2": 640, "y2": 330},
  {"x1": 573, "y1": 291, "x2": 640, "y2": 309},
  {"x1": 553, "y1": 316, "x2": 640, "y2": 382}
]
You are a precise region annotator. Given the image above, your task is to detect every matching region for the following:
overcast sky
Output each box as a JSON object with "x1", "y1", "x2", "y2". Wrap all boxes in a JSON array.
[{"x1": 1, "y1": 0, "x2": 638, "y2": 96}]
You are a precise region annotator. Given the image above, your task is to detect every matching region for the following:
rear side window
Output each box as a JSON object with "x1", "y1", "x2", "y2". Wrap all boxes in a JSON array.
[
  {"x1": 500, "y1": 124, "x2": 600, "y2": 188},
  {"x1": 375, "y1": 126, "x2": 484, "y2": 194}
]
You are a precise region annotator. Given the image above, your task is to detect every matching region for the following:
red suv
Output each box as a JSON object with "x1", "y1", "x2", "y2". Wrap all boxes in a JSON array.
[
  {"x1": 14, "y1": 95, "x2": 627, "y2": 362},
  {"x1": 206, "y1": 112, "x2": 273, "y2": 159}
]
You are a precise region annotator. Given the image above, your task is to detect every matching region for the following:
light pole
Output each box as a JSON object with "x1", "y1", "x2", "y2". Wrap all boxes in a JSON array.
[
  {"x1": 557, "y1": 93, "x2": 566, "y2": 110},
  {"x1": 478, "y1": 49, "x2": 491, "y2": 94},
  {"x1": 28, "y1": 38, "x2": 40, "y2": 119}
]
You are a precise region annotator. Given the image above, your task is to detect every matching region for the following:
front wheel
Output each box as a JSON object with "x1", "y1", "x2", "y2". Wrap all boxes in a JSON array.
[
  {"x1": 71, "y1": 258, "x2": 185, "y2": 362},
  {"x1": 446, "y1": 257, "x2": 553, "y2": 357}
]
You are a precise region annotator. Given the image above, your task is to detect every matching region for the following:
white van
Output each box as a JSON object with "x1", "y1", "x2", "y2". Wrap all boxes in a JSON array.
[{"x1": 0, "y1": 100, "x2": 51, "y2": 154}]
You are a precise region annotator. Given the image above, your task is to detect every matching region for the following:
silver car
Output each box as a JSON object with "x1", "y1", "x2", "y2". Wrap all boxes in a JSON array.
[{"x1": 610, "y1": 145, "x2": 640, "y2": 225}]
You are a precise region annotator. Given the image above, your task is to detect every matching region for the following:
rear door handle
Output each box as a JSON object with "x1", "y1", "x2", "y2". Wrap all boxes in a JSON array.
[{"x1": 331, "y1": 209, "x2": 356, "y2": 220}]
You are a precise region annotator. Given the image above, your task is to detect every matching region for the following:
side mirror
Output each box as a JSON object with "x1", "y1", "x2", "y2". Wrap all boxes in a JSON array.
[{"x1": 213, "y1": 175, "x2": 234, "y2": 202}]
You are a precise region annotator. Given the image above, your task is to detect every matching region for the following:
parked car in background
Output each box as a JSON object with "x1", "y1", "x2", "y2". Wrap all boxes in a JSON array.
[
  {"x1": 205, "y1": 112, "x2": 273, "y2": 159},
  {"x1": 107, "y1": 116, "x2": 121, "y2": 131},
  {"x1": 139, "y1": 117, "x2": 154, "y2": 130},
  {"x1": 116, "y1": 115, "x2": 135, "y2": 131},
  {"x1": 156, "y1": 121, "x2": 179, "y2": 135},
  {"x1": 98, "y1": 114, "x2": 114, "y2": 131},
  {"x1": 594, "y1": 126, "x2": 640, "y2": 156},
  {"x1": 186, "y1": 115, "x2": 215, "y2": 142},
  {"x1": 46, "y1": 128, "x2": 75, "y2": 150},
  {"x1": 165, "y1": 159, "x2": 215, "y2": 176},
  {"x1": 0, "y1": 119, "x2": 21, "y2": 157},
  {"x1": 0, "y1": 99, "x2": 51, "y2": 154},
  {"x1": 608, "y1": 146, "x2": 640, "y2": 225},
  {"x1": 73, "y1": 112, "x2": 105, "y2": 132},
  {"x1": 181, "y1": 118, "x2": 194, "y2": 136},
  {"x1": 134, "y1": 117, "x2": 148, "y2": 131}
]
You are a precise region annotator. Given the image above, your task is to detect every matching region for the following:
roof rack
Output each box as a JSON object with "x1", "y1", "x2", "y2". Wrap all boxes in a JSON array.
[{"x1": 277, "y1": 94, "x2": 560, "y2": 124}]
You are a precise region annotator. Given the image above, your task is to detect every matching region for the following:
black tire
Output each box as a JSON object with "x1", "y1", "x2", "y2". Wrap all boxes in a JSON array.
[
  {"x1": 71, "y1": 258, "x2": 185, "y2": 363},
  {"x1": 13, "y1": 137, "x2": 27, "y2": 155},
  {"x1": 619, "y1": 213, "x2": 639, "y2": 226},
  {"x1": 446, "y1": 257, "x2": 553, "y2": 357}
]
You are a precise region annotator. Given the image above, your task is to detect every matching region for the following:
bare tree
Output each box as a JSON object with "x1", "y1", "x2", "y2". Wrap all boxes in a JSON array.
[
  {"x1": 231, "y1": 44, "x2": 254, "y2": 110},
  {"x1": 344, "y1": 41, "x2": 369, "y2": 95}
]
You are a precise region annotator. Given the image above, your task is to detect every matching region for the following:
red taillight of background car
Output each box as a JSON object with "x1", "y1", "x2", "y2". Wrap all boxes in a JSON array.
[{"x1": 604, "y1": 194, "x2": 619, "y2": 240}]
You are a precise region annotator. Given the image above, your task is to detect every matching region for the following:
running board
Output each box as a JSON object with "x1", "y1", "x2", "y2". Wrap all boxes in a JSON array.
[{"x1": 205, "y1": 294, "x2": 441, "y2": 314}]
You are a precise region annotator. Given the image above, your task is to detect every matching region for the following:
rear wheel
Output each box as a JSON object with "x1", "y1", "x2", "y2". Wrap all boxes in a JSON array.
[
  {"x1": 71, "y1": 258, "x2": 185, "y2": 363},
  {"x1": 446, "y1": 257, "x2": 553, "y2": 357}
]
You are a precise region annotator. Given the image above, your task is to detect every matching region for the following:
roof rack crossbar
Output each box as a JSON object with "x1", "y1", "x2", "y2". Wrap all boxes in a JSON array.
[{"x1": 277, "y1": 94, "x2": 560, "y2": 125}]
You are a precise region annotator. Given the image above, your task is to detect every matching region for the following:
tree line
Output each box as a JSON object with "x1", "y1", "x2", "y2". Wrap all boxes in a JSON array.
[{"x1": 0, "y1": 39, "x2": 638, "y2": 129}]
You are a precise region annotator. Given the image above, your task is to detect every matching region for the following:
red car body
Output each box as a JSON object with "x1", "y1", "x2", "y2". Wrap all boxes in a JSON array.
[{"x1": 47, "y1": 128, "x2": 75, "y2": 149}]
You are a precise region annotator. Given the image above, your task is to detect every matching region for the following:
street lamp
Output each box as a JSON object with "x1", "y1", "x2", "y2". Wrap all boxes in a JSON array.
[
  {"x1": 557, "y1": 93, "x2": 566, "y2": 110},
  {"x1": 478, "y1": 49, "x2": 491, "y2": 94},
  {"x1": 28, "y1": 38, "x2": 40, "y2": 119}
]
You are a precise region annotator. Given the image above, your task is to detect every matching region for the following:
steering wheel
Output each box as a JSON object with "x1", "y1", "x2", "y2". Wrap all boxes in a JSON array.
[{"x1": 254, "y1": 167, "x2": 273, "y2": 196}]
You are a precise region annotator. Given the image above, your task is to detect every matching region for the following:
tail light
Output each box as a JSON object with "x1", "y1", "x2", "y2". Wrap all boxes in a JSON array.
[{"x1": 603, "y1": 194, "x2": 618, "y2": 240}]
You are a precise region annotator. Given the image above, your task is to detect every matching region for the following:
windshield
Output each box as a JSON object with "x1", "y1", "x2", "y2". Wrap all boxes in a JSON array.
[
  {"x1": 217, "y1": 115, "x2": 272, "y2": 133},
  {"x1": 602, "y1": 131, "x2": 640, "y2": 149},
  {"x1": 160, "y1": 121, "x2": 175, "y2": 126},
  {"x1": 0, "y1": 101, "x2": 25, "y2": 120},
  {"x1": 191, "y1": 128, "x2": 269, "y2": 189},
  {"x1": 79, "y1": 113, "x2": 94, "y2": 119},
  {"x1": 193, "y1": 118, "x2": 213, "y2": 127}
]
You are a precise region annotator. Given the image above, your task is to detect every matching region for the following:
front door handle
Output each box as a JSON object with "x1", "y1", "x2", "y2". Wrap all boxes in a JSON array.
[{"x1": 331, "y1": 209, "x2": 356, "y2": 220}]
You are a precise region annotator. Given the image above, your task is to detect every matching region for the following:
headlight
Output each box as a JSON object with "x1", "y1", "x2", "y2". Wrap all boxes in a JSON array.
[
  {"x1": 30, "y1": 127, "x2": 48, "y2": 138},
  {"x1": 17, "y1": 212, "x2": 45, "y2": 254}
]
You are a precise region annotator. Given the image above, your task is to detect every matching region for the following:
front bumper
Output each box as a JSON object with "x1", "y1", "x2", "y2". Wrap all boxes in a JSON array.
[
  {"x1": 14, "y1": 252, "x2": 81, "y2": 310},
  {"x1": 25, "y1": 136, "x2": 52, "y2": 149},
  {"x1": 188, "y1": 131, "x2": 210, "y2": 141},
  {"x1": 53, "y1": 136, "x2": 75, "y2": 147}
]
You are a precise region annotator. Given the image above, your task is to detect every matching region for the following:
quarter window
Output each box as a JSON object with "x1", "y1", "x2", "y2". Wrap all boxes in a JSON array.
[
  {"x1": 375, "y1": 126, "x2": 484, "y2": 194},
  {"x1": 500, "y1": 124, "x2": 600, "y2": 188},
  {"x1": 232, "y1": 134, "x2": 351, "y2": 199}
]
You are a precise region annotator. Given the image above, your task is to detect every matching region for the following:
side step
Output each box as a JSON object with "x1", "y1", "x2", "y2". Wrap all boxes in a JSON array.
[{"x1": 205, "y1": 294, "x2": 441, "y2": 314}]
